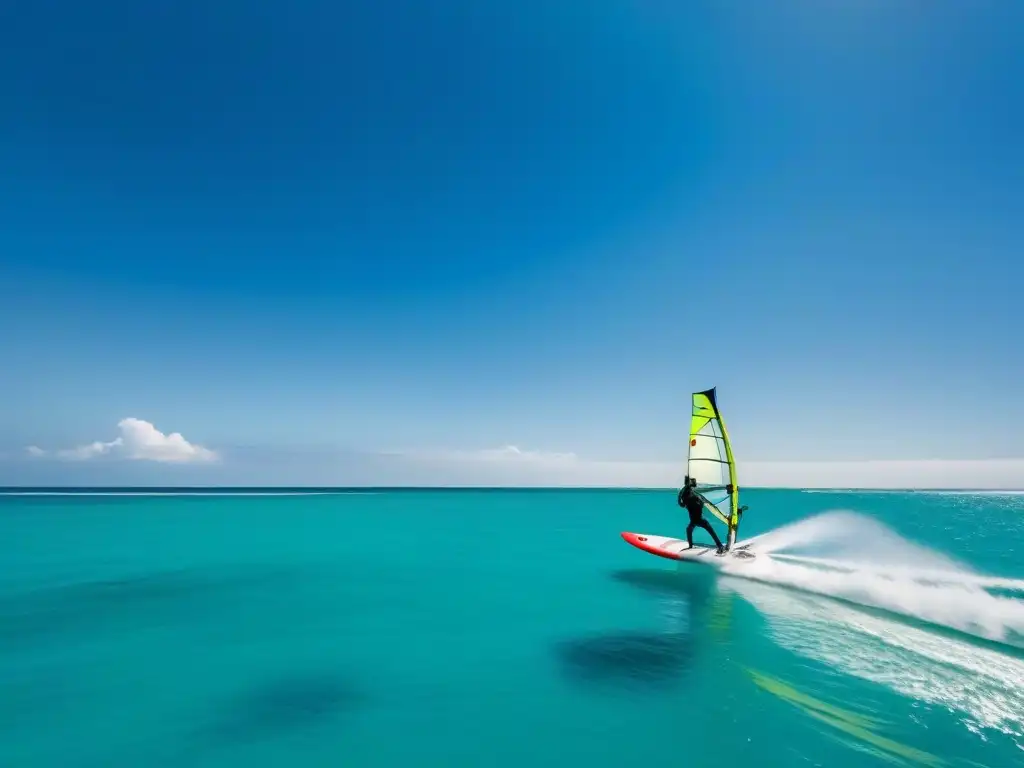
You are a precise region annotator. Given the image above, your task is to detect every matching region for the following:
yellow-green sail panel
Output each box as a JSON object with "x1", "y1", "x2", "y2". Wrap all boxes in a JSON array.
[{"x1": 687, "y1": 387, "x2": 741, "y2": 545}]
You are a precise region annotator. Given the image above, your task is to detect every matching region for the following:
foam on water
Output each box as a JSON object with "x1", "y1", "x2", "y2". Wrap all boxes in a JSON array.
[
  {"x1": 724, "y1": 577, "x2": 1024, "y2": 744},
  {"x1": 724, "y1": 511, "x2": 1024, "y2": 646}
]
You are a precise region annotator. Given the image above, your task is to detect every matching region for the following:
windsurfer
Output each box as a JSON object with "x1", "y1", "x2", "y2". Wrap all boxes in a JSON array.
[{"x1": 677, "y1": 476, "x2": 725, "y2": 554}]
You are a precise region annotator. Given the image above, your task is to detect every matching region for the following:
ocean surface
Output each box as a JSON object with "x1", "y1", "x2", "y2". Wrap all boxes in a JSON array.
[{"x1": 2, "y1": 488, "x2": 1023, "y2": 768}]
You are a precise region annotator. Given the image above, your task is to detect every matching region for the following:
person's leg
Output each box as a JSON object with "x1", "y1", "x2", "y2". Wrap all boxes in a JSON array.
[
  {"x1": 686, "y1": 521, "x2": 696, "y2": 547},
  {"x1": 699, "y1": 519, "x2": 724, "y2": 549}
]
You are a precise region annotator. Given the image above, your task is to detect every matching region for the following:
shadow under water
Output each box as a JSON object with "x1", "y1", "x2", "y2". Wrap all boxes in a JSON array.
[
  {"x1": 552, "y1": 567, "x2": 718, "y2": 694},
  {"x1": 553, "y1": 630, "x2": 694, "y2": 692},
  {"x1": 609, "y1": 567, "x2": 716, "y2": 607},
  {"x1": 205, "y1": 672, "x2": 366, "y2": 746},
  {"x1": 0, "y1": 565, "x2": 303, "y2": 649}
]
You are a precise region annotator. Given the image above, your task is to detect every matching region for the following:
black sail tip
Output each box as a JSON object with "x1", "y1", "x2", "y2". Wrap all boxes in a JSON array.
[{"x1": 695, "y1": 387, "x2": 719, "y2": 415}]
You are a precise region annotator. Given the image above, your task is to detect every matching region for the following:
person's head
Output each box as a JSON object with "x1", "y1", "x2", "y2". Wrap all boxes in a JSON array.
[{"x1": 689, "y1": 476, "x2": 698, "y2": 487}]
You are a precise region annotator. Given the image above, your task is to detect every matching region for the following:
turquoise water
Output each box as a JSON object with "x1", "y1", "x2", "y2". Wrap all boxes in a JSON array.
[{"x1": 2, "y1": 488, "x2": 1023, "y2": 767}]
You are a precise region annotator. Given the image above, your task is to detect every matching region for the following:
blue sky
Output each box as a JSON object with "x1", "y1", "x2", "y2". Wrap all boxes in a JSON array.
[{"x1": 1, "y1": 2, "x2": 1022, "y2": 487}]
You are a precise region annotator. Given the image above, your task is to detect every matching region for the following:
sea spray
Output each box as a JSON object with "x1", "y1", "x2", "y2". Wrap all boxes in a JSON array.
[
  {"x1": 749, "y1": 509, "x2": 971, "y2": 572},
  {"x1": 725, "y1": 578, "x2": 1024, "y2": 742},
  {"x1": 723, "y1": 510, "x2": 1024, "y2": 646}
]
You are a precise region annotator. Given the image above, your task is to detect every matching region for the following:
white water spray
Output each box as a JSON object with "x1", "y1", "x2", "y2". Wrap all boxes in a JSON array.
[
  {"x1": 723, "y1": 510, "x2": 1024, "y2": 646},
  {"x1": 724, "y1": 577, "x2": 1024, "y2": 742}
]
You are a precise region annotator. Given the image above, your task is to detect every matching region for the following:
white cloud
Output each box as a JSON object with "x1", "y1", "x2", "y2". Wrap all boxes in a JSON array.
[
  {"x1": 115, "y1": 418, "x2": 217, "y2": 463},
  {"x1": 57, "y1": 439, "x2": 120, "y2": 461},
  {"x1": 18, "y1": 433, "x2": 1024, "y2": 489},
  {"x1": 395, "y1": 446, "x2": 1024, "y2": 490},
  {"x1": 27, "y1": 418, "x2": 218, "y2": 464}
]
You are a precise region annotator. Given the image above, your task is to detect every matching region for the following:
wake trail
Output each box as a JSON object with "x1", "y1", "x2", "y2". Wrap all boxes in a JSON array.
[
  {"x1": 723, "y1": 510, "x2": 1024, "y2": 647},
  {"x1": 767, "y1": 553, "x2": 1024, "y2": 592}
]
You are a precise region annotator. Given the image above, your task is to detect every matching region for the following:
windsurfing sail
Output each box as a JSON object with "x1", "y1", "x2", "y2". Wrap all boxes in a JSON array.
[{"x1": 687, "y1": 387, "x2": 743, "y2": 550}]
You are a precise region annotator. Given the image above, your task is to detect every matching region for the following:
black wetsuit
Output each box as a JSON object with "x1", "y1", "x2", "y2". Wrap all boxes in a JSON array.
[{"x1": 679, "y1": 486, "x2": 724, "y2": 550}]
